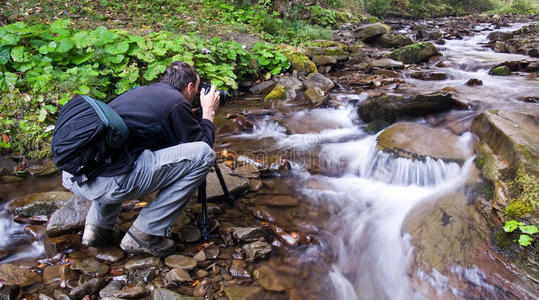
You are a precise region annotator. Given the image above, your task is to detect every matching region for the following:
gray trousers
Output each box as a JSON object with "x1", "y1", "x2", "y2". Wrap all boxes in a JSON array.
[{"x1": 62, "y1": 142, "x2": 215, "y2": 236}]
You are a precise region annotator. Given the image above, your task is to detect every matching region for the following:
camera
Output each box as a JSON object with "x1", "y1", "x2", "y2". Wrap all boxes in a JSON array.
[{"x1": 199, "y1": 82, "x2": 230, "y2": 104}]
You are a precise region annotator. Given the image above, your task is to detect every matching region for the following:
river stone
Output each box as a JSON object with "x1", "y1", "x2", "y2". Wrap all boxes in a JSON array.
[
  {"x1": 224, "y1": 286, "x2": 263, "y2": 300},
  {"x1": 466, "y1": 78, "x2": 483, "y2": 86},
  {"x1": 0, "y1": 285, "x2": 20, "y2": 300},
  {"x1": 488, "y1": 66, "x2": 511, "y2": 76},
  {"x1": 193, "y1": 250, "x2": 206, "y2": 261},
  {"x1": 205, "y1": 171, "x2": 249, "y2": 201},
  {"x1": 253, "y1": 265, "x2": 295, "y2": 292},
  {"x1": 357, "y1": 92, "x2": 461, "y2": 124},
  {"x1": 493, "y1": 41, "x2": 507, "y2": 53},
  {"x1": 89, "y1": 246, "x2": 125, "y2": 263},
  {"x1": 312, "y1": 55, "x2": 337, "y2": 67},
  {"x1": 7, "y1": 191, "x2": 73, "y2": 217},
  {"x1": 249, "y1": 81, "x2": 276, "y2": 95},
  {"x1": 70, "y1": 257, "x2": 109, "y2": 275},
  {"x1": 389, "y1": 42, "x2": 440, "y2": 64},
  {"x1": 377, "y1": 122, "x2": 473, "y2": 161},
  {"x1": 410, "y1": 72, "x2": 448, "y2": 81},
  {"x1": 0, "y1": 264, "x2": 41, "y2": 287},
  {"x1": 368, "y1": 58, "x2": 404, "y2": 69},
  {"x1": 69, "y1": 278, "x2": 107, "y2": 299},
  {"x1": 244, "y1": 241, "x2": 272, "y2": 261},
  {"x1": 100, "y1": 280, "x2": 123, "y2": 298},
  {"x1": 304, "y1": 87, "x2": 328, "y2": 106},
  {"x1": 165, "y1": 268, "x2": 193, "y2": 283},
  {"x1": 303, "y1": 72, "x2": 335, "y2": 93},
  {"x1": 416, "y1": 30, "x2": 443, "y2": 41},
  {"x1": 232, "y1": 227, "x2": 263, "y2": 242},
  {"x1": 43, "y1": 233, "x2": 82, "y2": 255},
  {"x1": 112, "y1": 286, "x2": 146, "y2": 298},
  {"x1": 354, "y1": 23, "x2": 390, "y2": 42},
  {"x1": 234, "y1": 163, "x2": 260, "y2": 179},
  {"x1": 378, "y1": 33, "x2": 413, "y2": 48},
  {"x1": 173, "y1": 224, "x2": 202, "y2": 243},
  {"x1": 256, "y1": 195, "x2": 298, "y2": 207},
  {"x1": 251, "y1": 206, "x2": 277, "y2": 222},
  {"x1": 27, "y1": 160, "x2": 57, "y2": 176},
  {"x1": 125, "y1": 257, "x2": 162, "y2": 271},
  {"x1": 487, "y1": 31, "x2": 514, "y2": 41},
  {"x1": 42, "y1": 264, "x2": 64, "y2": 284},
  {"x1": 0, "y1": 175, "x2": 24, "y2": 183},
  {"x1": 190, "y1": 203, "x2": 221, "y2": 216},
  {"x1": 46, "y1": 195, "x2": 91, "y2": 237},
  {"x1": 164, "y1": 255, "x2": 197, "y2": 270},
  {"x1": 151, "y1": 288, "x2": 194, "y2": 300}
]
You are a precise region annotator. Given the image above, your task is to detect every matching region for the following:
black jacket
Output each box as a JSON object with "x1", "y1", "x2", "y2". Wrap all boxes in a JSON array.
[{"x1": 98, "y1": 82, "x2": 215, "y2": 177}]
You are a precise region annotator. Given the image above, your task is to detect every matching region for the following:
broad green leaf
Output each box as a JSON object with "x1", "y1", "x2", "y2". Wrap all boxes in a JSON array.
[
  {"x1": 30, "y1": 39, "x2": 48, "y2": 50},
  {"x1": 503, "y1": 220, "x2": 523, "y2": 233},
  {"x1": 43, "y1": 105, "x2": 57, "y2": 113},
  {"x1": 1, "y1": 33, "x2": 21, "y2": 46},
  {"x1": 71, "y1": 52, "x2": 93, "y2": 65},
  {"x1": 3, "y1": 72, "x2": 18, "y2": 90},
  {"x1": 0, "y1": 140, "x2": 10, "y2": 149},
  {"x1": 114, "y1": 77, "x2": 133, "y2": 94},
  {"x1": 0, "y1": 46, "x2": 10, "y2": 64},
  {"x1": 75, "y1": 85, "x2": 90, "y2": 94},
  {"x1": 56, "y1": 38, "x2": 75, "y2": 53},
  {"x1": 50, "y1": 19, "x2": 71, "y2": 37},
  {"x1": 92, "y1": 26, "x2": 118, "y2": 46},
  {"x1": 72, "y1": 31, "x2": 95, "y2": 49},
  {"x1": 104, "y1": 41, "x2": 129, "y2": 55},
  {"x1": 518, "y1": 234, "x2": 533, "y2": 246},
  {"x1": 58, "y1": 93, "x2": 71, "y2": 106},
  {"x1": 39, "y1": 41, "x2": 57, "y2": 54},
  {"x1": 43, "y1": 65, "x2": 54, "y2": 74},
  {"x1": 11, "y1": 46, "x2": 25, "y2": 62},
  {"x1": 143, "y1": 62, "x2": 166, "y2": 81},
  {"x1": 519, "y1": 225, "x2": 539, "y2": 235}
]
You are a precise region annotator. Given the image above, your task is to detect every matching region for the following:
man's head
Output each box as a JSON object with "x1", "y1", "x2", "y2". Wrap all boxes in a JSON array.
[{"x1": 160, "y1": 61, "x2": 200, "y2": 104}]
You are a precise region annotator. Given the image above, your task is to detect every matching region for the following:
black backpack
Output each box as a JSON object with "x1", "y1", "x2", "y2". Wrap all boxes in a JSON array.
[{"x1": 51, "y1": 95, "x2": 129, "y2": 183}]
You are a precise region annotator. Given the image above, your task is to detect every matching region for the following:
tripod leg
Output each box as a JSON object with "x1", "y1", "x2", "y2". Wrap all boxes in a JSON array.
[
  {"x1": 197, "y1": 180, "x2": 211, "y2": 241},
  {"x1": 214, "y1": 162, "x2": 236, "y2": 206}
]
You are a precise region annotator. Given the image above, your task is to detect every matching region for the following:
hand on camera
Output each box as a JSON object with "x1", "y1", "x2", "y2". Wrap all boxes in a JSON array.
[{"x1": 200, "y1": 84, "x2": 220, "y2": 122}]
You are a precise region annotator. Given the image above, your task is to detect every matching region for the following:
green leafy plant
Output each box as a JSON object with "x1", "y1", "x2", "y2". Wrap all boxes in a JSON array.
[
  {"x1": 251, "y1": 42, "x2": 290, "y2": 75},
  {"x1": 503, "y1": 220, "x2": 539, "y2": 246}
]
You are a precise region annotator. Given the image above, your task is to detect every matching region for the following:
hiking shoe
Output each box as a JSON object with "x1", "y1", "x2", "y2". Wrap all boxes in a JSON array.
[
  {"x1": 120, "y1": 226, "x2": 176, "y2": 257},
  {"x1": 82, "y1": 224, "x2": 123, "y2": 247}
]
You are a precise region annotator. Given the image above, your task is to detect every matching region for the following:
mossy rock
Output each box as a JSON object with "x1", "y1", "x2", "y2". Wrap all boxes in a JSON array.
[
  {"x1": 489, "y1": 66, "x2": 511, "y2": 76},
  {"x1": 264, "y1": 85, "x2": 287, "y2": 102},
  {"x1": 278, "y1": 45, "x2": 317, "y2": 74},
  {"x1": 378, "y1": 33, "x2": 413, "y2": 48},
  {"x1": 389, "y1": 42, "x2": 440, "y2": 64},
  {"x1": 7, "y1": 191, "x2": 73, "y2": 217}
]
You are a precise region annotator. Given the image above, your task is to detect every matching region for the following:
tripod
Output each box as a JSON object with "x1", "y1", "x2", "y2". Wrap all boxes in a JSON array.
[{"x1": 197, "y1": 162, "x2": 235, "y2": 240}]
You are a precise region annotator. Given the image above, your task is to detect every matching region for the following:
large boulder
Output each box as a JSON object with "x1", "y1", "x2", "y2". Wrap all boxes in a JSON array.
[
  {"x1": 389, "y1": 42, "x2": 440, "y2": 64},
  {"x1": 357, "y1": 92, "x2": 462, "y2": 124},
  {"x1": 278, "y1": 45, "x2": 317, "y2": 74},
  {"x1": 46, "y1": 195, "x2": 92, "y2": 237},
  {"x1": 378, "y1": 33, "x2": 413, "y2": 48},
  {"x1": 354, "y1": 23, "x2": 390, "y2": 42},
  {"x1": 376, "y1": 122, "x2": 473, "y2": 161}
]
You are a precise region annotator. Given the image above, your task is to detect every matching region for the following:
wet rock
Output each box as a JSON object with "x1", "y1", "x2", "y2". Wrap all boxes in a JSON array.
[
  {"x1": 125, "y1": 257, "x2": 162, "y2": 271},
  {"x1": 164, "y1": 255, "x2": 197, "y2": 270},
  {"x1": 466, "y1": 79, "x2": 483, "y2": 86},
  {"x1": 8, "y1": 191, "x2": 73, "y2": 217},
  {"x1": 526, "y1": 62, "x2": 539, "y2": 72},
  {"x1": 354, "y1": 23, "x2": 390, "y2": 42},
  {"x1": 193, "y1": 250, "x2": 206, "y2": 262},
  {"x1": 389, "y1": 42, "x2": 440, "y2": 64},
  {"x1": 42, "y1": 264, "x2": 64, "y2": 284},
  {"x1": 304, "y1": 87, "x2": 328, "y2": 106},
  {"x1": 27, "y1": 160, "x2": 57, "y2": 176},
  {"x1": 251, "y1": 206, "x2": 277, "y2": 222},
  {"x1": 487, "y1": 31, "x2": 514, "y2": 41},
  {"x1": 377, "y1": 122, "x2": 473, "y2": 161},
  {"x1": 253, "y1": 265, "x2": 295, "y2": 292},
  {"x1": 151, "y1": 288, "x2": 195, "y2": 300},
  {"x1": 231, "y1": 115, "x2": 254, "y2": 133},
  {"x1": 518, "y1": 97, "x2": 538, "y2": 103},
  {"x1": 69, "y1": 278, "x2": 107, "y2": 299},
  {"x1": 410, "y1": 72, "x2": 448, "y2": 81},
  {"x1": 269, "y1": 224, "x2": 298, "y2": 247},
  {"x1": 373, "y1": 69, "x2": 399, "y2": 78},
  {"x1": 204, "y1": 244, "x2": 220, "y2": 259},
  {"x1": 416, "y1": 30, "x2": 443, "y2": 41},
  {"x1": 278, "y1": 46, "x2": 317, "y2": 74},
  {"x1": 173, "y1": 224, "x2": 202, "y2": 243},
  {"x1": 193, "y1": 279, "x2": 209, "y2": 297},
  {"x1": 46, "y1": 196, "x2": 92, "y2": 237},
  {"x1": 205, "y1": 171, "x2": 249, "y2": 201},
  {"x1": 312, "y1": 55, "x2": 337, "y2": 67},
  {"x1": 232, "y1": 227, "x2": 263, "y2": 242},
  {"x1": 244, "y1": 241, "x2": 272, "y2": 262},
  {"x1": 89, "y1": 246, "x2": 125, "y2": 263},
  {"x1": 0, "y1": 264, "x2": 41, "y2": 287},
  {"x1": 489, "y1": 66, "x2": 511, "y2": 76},
  {"x1": 53, "y1": 290, "x2": 70, "y2": 300},
  {"x1": 196, "y1": 269, "x2": 209, "y2": 278},
  {"x1": 70, "y1": 257, "x2": 109, "y2": 275},
  {"x1": 249, "y1": 81, "x2": 276, "y2": 95},
  {"x1": 256, "y1": 195, "x2": 298, "y2": 207},
  {"x1": 0, "y1": 175, "x2": 23, "y2": 183},
  {"x1": 303, "y1": 72, "x2": 335, "y2": 93},
  {"x1": 357, "y1": 92, "x2": 461, "y2": 124},
  {"x1": 165, "y1": 268, "x2": 192, "y2": 283},
  {"x1": 248, "y1": 180, "x2": 263, "y2": 192},
  {"x1": 378, "y1": 33, "x2": 413, "y2": 48},
  {"x1": 113, "y1": 286, "x2": 146, "y2": 298},
  {"x1": 365, "y1": 120, "x2": 390, "y2": 134},
  {"x1": 234, "y1": 163, "x2": 260, "y2": 179},
  {"x1": 223, "y1": 286, "x2": 263, "y2": 300},
  {"x1": 0, "y1": 285, "x2": 20, "y2": 300},
  {"x1": 99, "y1": 281, "x2": 122, "y2": 298},
  {"x1": 44, "y1": 234, "x2": 81, "y2": 255},
  {"x1": 368, "y1": 58, "x2": 403, "y2": 69},
  {"x1": 493, "y1": 41, "x2": 507, "y2": 53}
]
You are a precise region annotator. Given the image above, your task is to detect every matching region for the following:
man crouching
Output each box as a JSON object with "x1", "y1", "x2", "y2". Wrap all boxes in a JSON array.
[{"x1": 62, "y1": 61, "x2": 220, "y2": 257}]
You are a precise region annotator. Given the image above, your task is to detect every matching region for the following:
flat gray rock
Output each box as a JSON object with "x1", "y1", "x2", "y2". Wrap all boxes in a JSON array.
[
  {"x1": 46, "y1": 195, "x2": 91, "y2": 237},
  {"x1": 205, "y1": 171, "x2": 249, "y2": 201}
]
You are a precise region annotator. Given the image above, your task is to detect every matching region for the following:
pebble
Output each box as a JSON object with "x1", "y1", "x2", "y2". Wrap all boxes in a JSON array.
[
  {"x1": 69, "y1": 278, "x2": 107, "y2": 299},
  {"x1": 196, "y1": 270, "x2": 209, "y2": 278},
  {"x1": 193, "y1": 250, "x2": 206, "y2": 262},
  {"x1": 125, "y1": 257, "x2": 162, "y2": 271},
  {"x1": 165, "y1": 268, "x2": 193, "y2": 283},
  {"x1": 89, "y1": 246, "x2": 125, "y2": 263},
  {"x1": 99, "y1": 280, "x2": 122, "y2": 298},
  {"x1": 232, "y1": 227, "x2": 263, "y2": 242},
  {"x1": 70, "y1": 257, "x2": 109, "y2": 275},
  {"x1": 164, "y1": 255, "x2": 197, "y2": 270},
  {"x1": 112, "y1": 286, "x2": 146, "y2": 298},
  {"x1": 244, "y1": 241, "x2": 272, "y2": 262},
  {"x1": 253, "y1": 265, "x2": 296, "y2": 292},
  {"x1": 0, "y1": 264, "x2": 42, "y2": 287}
]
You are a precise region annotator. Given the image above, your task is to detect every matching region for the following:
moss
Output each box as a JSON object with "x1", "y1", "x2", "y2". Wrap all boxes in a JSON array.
[
  {"x1": 389, "y1": 42, "x2": 439, "y2": 64},
  {"x1": 475, "y1": 154, "x2": 486, "y2": 169},
  {"x1": 489, "y1": 66, "x2": 511, "y2": 76},
  {"x1": 279, "y1": 46, "x2": 317, "y2": 74},
  {"x1": 505, "y1": 200, "x2": 535, "y2": 219},
  {"x1": 365, "y1": 120, "x2": 390, "y2": 134},
  {"x1": 504, "y1": 172, "x2": 539, "y2": 219},
  {"x1": 494, "y1": 229, "x2": 515, "y2": 250},
  {"x1": 264, "y1": 85, "x2": 287, "y2": 102}
]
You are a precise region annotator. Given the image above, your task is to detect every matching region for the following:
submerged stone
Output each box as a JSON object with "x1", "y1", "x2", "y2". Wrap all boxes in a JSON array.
[
  {"x1": 8, "y1": 191, "x2": 73, "y2": 217},
  {"x1": 0, "y1": 264, "x2": 41, "y2": 287}
]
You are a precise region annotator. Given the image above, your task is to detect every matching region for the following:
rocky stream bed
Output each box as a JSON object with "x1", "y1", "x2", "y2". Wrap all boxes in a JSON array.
[{"x1": 1, "y1": 14, "x2": 538, "y2": 300}]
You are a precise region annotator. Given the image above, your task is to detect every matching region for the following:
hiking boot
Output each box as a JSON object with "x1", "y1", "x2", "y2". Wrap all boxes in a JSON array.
[
  {"x1": 120, "y1": 226, "x2": 176, "y2": 257},
  {"x1": 82, "y1": 224, "x2": 123, "y2": 247}
]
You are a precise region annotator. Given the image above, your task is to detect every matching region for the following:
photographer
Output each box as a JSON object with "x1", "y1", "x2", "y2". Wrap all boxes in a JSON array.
[{"x1": 62, "y1": 61, "x2": 220, "y2": 257}]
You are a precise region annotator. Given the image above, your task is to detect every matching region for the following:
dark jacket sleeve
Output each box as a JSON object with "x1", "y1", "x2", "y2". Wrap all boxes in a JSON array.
[{"x1": 167, "y1": 100, "x2": 215, "y2": 146}]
